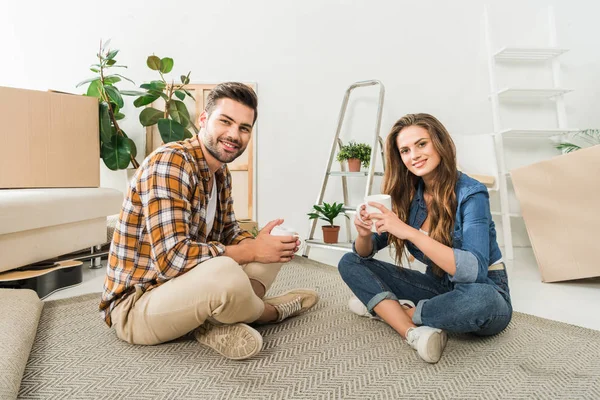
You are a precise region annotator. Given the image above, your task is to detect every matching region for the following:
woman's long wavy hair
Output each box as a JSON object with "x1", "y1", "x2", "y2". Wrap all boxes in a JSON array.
[{"x1": 382, "y1": 113, "x2": 458, "y2": 276}]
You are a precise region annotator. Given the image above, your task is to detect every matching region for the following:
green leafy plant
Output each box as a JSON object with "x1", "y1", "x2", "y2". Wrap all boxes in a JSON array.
[
  {"x1": 336, "y1": 141, "x2": 372, "y2": 167},
  {"x1": 307, "y1": 202, "x2": 349, "y2": 227},
  {"x1": 77, "y1": 40, "x2": 145, "y2": 170},
  {"x1": 554, "y1": 129, "x2": 600, "y2": 154},
  {"x1": 134, "y1": 55, "x2": 198, "y2": 144}
]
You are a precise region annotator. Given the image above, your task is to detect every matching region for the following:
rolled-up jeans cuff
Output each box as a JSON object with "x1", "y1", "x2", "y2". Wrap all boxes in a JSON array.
[
  {"x1": 413, "y1": 299, "x2": 428, "y2": 325},
  {"x1": 366, "y1": 291, "x2": 399, "y2": 315}
]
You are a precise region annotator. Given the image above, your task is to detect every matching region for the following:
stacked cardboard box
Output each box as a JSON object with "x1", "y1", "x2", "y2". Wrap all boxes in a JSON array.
[
  {"x1": 0, "y1": 86, "x2": 99, "y2": 189},
  {"x1": 511, "y1": 145, "x2": 600, "y2": 282}
]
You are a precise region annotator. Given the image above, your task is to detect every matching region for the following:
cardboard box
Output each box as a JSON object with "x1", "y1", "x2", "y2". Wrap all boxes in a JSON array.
[
  {"x1": 510, "y1": 145, "x2": 600, "y2": 282},
  {"x1": 238, "y1": 219, "x2": 258, "y2": 236},
  {"x1": 0, "y1": 86, "x2": 99, "y2": 188}
]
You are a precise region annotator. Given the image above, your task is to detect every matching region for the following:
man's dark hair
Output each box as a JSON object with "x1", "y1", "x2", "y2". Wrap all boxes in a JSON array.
[{"x1": 205, "y1": 82, "x2": 258, "y2": 124}]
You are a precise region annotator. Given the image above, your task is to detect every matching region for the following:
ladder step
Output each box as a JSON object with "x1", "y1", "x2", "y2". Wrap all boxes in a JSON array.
[
  {"x1": 328, "y1": 171, "x2": 384, "y2": 177},
  {"x1": 496, "y1": 88, "x2": 572, "y2": 101},
  {"x1": 494, "y1": 47, "x2": 568, "y2": 61},
  {"x1": 305, "y1": 239, "x2": 353, "y2": 252}
]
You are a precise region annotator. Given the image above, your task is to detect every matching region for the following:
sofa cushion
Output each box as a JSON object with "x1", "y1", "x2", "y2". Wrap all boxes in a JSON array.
[{"x1": 0, "y1": 188, "x2": 122, "y2": 235}]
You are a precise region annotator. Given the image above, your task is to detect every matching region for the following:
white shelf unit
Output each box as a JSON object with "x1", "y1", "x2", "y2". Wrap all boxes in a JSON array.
[{"x1": 484, "y1": 6, "x2": 574, "y2": 260}]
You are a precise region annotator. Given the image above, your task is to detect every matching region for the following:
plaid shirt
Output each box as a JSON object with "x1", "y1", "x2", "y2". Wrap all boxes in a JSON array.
[{"x1": 100, "y1": 136, "x2": 253, "y2": 326}]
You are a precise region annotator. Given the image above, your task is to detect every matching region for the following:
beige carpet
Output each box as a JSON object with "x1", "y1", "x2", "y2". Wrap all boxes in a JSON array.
[{"x1": 20, "y1": 257, "x2": 600, "y2": 399}]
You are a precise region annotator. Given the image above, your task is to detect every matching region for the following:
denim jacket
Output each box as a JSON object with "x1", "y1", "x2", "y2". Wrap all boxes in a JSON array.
[{"x1": 354, "y1": 172, "x2": 503, "y2": 286}]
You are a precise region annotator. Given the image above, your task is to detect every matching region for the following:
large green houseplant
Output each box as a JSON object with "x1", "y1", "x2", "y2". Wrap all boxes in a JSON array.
[
  {"x1": 307, "y1": 202, "x2": 348, "y2": 243},
  {"x1": 336, "y1": 141, "x2": 372, "y2": 172},
  {"x1": 77, "y1": 40, "x2": 145, "y2": 170},
  {"x1": 134, "y1": 55, "x2": 198, "y2": 144}
]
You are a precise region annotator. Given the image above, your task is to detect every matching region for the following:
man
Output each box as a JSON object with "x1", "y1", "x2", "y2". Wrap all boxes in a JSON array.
[{"x1": 100, "y1": 82, "x2": 318, "y2": 360}]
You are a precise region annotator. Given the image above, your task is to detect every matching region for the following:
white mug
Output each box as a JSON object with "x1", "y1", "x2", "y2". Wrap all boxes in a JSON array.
[
  {"x1": 270, "y1": 226, "x2": 304, "y2": 252},
  {"x1": 356, "y1": 194, "x2": 392, "y2": 232}
]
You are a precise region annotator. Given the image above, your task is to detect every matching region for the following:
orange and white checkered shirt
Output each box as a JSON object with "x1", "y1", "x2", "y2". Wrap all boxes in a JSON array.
[{"x1": 100, "y1": 136, "x2": 253, "y2": 326}]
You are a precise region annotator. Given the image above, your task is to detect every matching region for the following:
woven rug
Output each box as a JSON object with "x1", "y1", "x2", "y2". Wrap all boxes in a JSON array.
[{"x1": 20, "y1": 257, "x2": 600, "y2": 399}]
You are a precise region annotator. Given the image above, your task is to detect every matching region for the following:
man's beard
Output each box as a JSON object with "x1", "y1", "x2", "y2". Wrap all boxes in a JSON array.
[{"x1": 202, "y1": 131, "x2": 245, "y2": 163}]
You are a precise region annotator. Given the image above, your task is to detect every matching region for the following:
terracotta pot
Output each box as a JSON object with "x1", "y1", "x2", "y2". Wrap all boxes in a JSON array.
[
  {"x1": 322, "y1": 225, "x2": 341, "y2": 244},
  {"x1": 347, "y1": 158, "x2": 361, "y2": 172}
]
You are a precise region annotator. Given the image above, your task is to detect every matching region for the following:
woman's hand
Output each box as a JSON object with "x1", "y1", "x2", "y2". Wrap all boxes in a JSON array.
[
  {"x1": 367, "y1": 202, "x2": 416, "y2": 240},
  {"x1": 354, "y1": 204, "x2": 373, "y2": 237}
]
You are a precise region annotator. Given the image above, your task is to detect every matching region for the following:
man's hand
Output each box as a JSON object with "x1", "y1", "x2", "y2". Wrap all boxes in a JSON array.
[{"x1": 249, "y1": 219, "x2": 299, "y2": 263}]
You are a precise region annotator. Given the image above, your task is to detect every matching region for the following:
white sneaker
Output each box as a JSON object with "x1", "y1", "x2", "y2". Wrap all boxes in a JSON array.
[
  {"x1": 347, "y1": 295, "x2": 416, "y2": 320},
  {"x1": 406, "y1": 326, "x2": 448, "y2": 363}
]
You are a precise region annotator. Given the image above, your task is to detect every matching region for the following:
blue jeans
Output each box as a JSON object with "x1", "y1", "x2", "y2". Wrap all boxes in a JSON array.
[{"x1": 338, "y1": 253, "x2": 512, "y2": 336}]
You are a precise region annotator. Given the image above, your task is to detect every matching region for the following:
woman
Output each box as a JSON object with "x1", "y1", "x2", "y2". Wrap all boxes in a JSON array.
[{"x1": 338, "y1": 113, "x2": 512, "y2": 364}]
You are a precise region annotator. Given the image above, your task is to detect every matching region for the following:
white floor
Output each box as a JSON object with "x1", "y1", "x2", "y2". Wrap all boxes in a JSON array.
[{"x1": 46, "y1": 247, "x2": 600, "y2": 332}]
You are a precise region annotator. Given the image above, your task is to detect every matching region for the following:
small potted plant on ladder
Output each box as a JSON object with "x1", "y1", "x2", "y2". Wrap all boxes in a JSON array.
[
  {"x1": 336, "y1": 141, "x2": 372, "y2": 172},
  {"x1": 307, "y1": 202, "x2": 348, "y2": 244}
]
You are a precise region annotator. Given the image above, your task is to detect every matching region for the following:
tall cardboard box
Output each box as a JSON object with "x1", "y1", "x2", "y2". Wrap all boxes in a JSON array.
[
  {"x1": 0, "y1": 86, "x2": 99, "y2": 188},
  {"x1": 510, "y1": 145, "x2": 600, "y2": 282}
]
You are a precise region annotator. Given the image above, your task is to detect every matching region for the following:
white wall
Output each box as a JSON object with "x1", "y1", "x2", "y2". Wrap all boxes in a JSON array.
[{"x1": 2, "y1": 0, "x2": 599, "y2": 261}]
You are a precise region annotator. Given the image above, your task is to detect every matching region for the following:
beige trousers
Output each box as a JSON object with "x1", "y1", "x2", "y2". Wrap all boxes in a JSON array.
[{"x1": 111, "y1": 256, "x2": 283, "y2": 345}]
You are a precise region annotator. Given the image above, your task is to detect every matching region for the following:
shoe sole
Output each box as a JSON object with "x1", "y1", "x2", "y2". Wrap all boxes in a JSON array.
[
  {"x1": 418, "y1": 330, "x2": 447, "y2": 364},
  {"x1": 195, "y1": 323, "x2": 263, "y2": 360}
]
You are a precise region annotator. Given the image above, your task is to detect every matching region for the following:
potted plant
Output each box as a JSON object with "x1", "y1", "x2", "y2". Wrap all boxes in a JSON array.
[
  {"x1": 134, "y1": 54, "x2": 199, "y2": 144},
  {"x1": 77, "y1": 40, "x2": 146, "y2": 170},
  {"x1": 307, "y1": 202, "x2": 348, "y2": 244},
  {"x1": 336, "y1": 141, "x2": 372, "y2": 172}
]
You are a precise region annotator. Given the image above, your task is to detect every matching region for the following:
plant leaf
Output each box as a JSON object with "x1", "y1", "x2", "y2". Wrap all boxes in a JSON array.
[
  {"x1": 184, "y1": 129, "x2": 194, "y2": 139},
  {"x1": 106, "y1": 59, "x2": 117, "y2": 66},
  {"x1": 157, "y1": 118, "x2": 186, "y2": 143},
  {"x1": 139, "y1": 107, "x2": 164, "y2": 127},
  {"x1": 103, "y1": 76, "x2": 121, "y2": 85},
  {"x1": 555, "y1": 142, "x2": 581, "y2": 154},
  {"x1": 169, "y1": 100, "x2": 191, "y2": 127},
  {"x1": 114, "y1": 112, "x2": 125, "y2": 120},
  {"x1": 160, "y1": 57, "x2": 174, "y2": 74},
  {"x1": 120, "y1": 90, "x2": 147, "y2": 96},
  {"x1": 183, "y1": 89, "x2": 195, "y2": 100},
  {"x1": 112, "y1": 74, "x2": 135, "y2": 85},
  {"x1": 106, "y1": 49, "x2": 119, "y2": 60},
  {"x1": 90, "y1": 67, "x2": 99, "y2": 73},
  {"x1": 76, "y1": 76, "x2": 100, "y2": 88},
  {"x1": 101, "y1": 39, "x2": 111, "y2": 52},
  {"x1": 133, "y1": 93, "x2": 160, "y2": 108},
  {"x1": 147, "y1": 55, "x2": 161, "y2": 71},
  {"x1": 120, "y1": 131, "x2": 137, "y2": 159},
  {"x1": 104, "y1": 85, "x2": 124, "y2": 108},
  {"x1": 99, "y1": 102, "x2": 112, "y2": 143},
  {"x1": 101, "y1": 135, "x2": 131, "y2": 170},
  {"x1": 148, "y1": 90, "x2": 169, "y2": 101},
  {"x1": 86, "y1": 80, "x2": 103, "y2": 98},
  {"x1": 174, "y1": 90, "x2": 185, "y2": 101}
]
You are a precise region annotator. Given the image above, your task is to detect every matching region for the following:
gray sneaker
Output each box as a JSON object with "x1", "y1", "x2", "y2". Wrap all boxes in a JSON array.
[
  {"x1": 194, "y1": 322, "x2": 263, "y2": 360},
  {"x1": 406, "y1": 325, "x2": 448, "y2": 363}
]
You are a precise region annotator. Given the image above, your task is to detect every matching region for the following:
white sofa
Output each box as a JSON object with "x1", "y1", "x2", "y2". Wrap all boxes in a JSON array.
[{"x1": 0, "y1": 188, "x2": 123, "y2": 273}]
